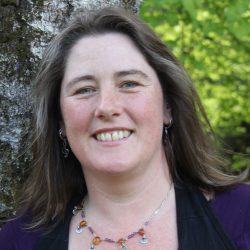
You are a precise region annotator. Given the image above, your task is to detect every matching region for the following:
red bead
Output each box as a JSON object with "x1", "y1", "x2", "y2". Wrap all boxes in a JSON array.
[
  {"x1": 92, "y1": 236, "x2": 101, "y2": 245},
  {"x1": 138, "y1": 228, "x2": 145, "y2": 236},
  {"x1": 79, "y1": 220, "x2": 87, "y2": 227},
  {"x1": 117, "y1": 238, "x2": 126, "y2": 245}
]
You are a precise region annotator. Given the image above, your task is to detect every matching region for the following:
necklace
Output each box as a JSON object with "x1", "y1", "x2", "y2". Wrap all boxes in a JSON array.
[{"x1": 72, "y1": 182, "x2": 173, "y2": 250}]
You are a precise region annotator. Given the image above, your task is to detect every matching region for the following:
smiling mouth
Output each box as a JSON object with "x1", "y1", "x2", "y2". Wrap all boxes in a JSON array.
[{"x1": 94, "y1": 130, "x2": 132, "y2": 142}]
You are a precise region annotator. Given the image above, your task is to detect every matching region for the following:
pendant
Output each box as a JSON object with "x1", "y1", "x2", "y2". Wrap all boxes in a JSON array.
[
  {"x1": 89, "y1": 244, "x2": 95, "y2": 250},
  {"x1": 121, "y1": 244, "x2": 127, "y2": 250},
  {"x1": 76, "y1": 226, "x2": 83, "y2": 234},
  {"x1": 140, "y1": 235, "x2": 148, "y2": 244}
]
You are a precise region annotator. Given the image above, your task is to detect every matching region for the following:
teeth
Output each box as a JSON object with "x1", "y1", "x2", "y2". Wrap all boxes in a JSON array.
[
  {"x1": 123, "y1": 130, "x2": 129, "y2": 137},
  {"x1": 112, "y1": 131, "x2": 119, "y2": 140},
  {"x1": 96, "y1": 130, "x2": 131, "y2": 142}
]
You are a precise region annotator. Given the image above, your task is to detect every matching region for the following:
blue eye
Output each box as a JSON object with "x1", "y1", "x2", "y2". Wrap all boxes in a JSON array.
[
  {"x1": 74, "y1": 87, "x2": 96, "y2": 95},
  {"x1": 121, "y1": 81, "x2": 139, "y2": 88}
]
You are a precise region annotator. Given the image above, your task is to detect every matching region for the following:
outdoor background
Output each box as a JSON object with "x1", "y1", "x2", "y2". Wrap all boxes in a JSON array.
[
  {"x1": 140, "y1": 0, "x2": 250, "y2": 170},
  {"x1": 0, "y1": 0, "x2": 249, "y2": 223}
]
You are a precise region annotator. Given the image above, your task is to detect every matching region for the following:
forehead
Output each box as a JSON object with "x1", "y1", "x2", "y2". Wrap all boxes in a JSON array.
[
  {"x1": 61, "y1": 32, "x2": 161, "y2": 89},
  {"x1": 69, "y1": 32, "x2": 140, "y2": 54},
  {"x1": 64, "y1": 32, "x2": 151, "y2": 71}
]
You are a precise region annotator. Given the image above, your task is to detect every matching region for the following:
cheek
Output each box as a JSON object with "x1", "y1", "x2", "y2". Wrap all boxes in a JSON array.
[
  {"x1": 126, "y1": 90, "x2": 164, "y2": 130},
  {"x1": 128, "y1": 91, "x2": 164, "y2": 122},
  {"x1": 60, "y1": 100, "x2": 92, "y2": 133}
]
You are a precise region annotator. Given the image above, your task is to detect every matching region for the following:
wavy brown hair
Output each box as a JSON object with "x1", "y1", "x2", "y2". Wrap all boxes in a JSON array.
[{"x1": 18, "y1": 7, "x2": 248, "y2": 229}]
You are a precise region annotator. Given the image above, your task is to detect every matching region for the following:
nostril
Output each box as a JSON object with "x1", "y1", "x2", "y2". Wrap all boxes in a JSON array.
[
  {"x1": 94, "y1": 107, "x2": 121, "y2": 120},
  {"x1": 94, "y1": 97, "x2": 122, "y2": 119}
]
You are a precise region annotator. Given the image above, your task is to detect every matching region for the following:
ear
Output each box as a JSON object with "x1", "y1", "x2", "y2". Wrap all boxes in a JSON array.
[{"x1": 163, "y1": 103, "x2": 172, "y2": 125}]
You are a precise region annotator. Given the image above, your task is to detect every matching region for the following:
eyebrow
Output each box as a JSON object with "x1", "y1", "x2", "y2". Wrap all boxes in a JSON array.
[
  {"x1": 66, "y1": 75, "x2": 95, "y2": 91},
  {"x1": 114, "y1": 69, "x2": 149, "y2": 79},
  {"x1": 65, "y1": 69, "x2": 149, "y2": 90}
]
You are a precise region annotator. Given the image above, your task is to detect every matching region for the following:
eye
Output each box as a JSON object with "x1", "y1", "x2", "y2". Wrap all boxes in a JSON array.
[
  {"x1": 120, "y1": 81, "x2": 140, "y2": 89},
  {"x1": 74, "y1": 86, "x2": 96, "y2": 96}
]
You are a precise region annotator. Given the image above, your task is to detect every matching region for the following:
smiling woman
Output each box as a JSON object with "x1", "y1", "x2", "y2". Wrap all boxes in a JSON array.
[
  {"x1": 0, "y1": 7, "x2": 249, "y2": 250},
  {"x1": 60, "y1": 32, "x2": 165, "y2": 176}
]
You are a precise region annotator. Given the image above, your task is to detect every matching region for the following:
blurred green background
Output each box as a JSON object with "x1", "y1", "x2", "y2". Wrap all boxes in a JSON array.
[{"x1": 140, "y1": 0, "x2": 250, "y2": 171}]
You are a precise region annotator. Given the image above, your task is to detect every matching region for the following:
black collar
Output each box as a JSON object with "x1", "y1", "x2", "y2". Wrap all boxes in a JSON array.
[{"x1": 36, "y1": 185, "x2": 236, "y2": 250}]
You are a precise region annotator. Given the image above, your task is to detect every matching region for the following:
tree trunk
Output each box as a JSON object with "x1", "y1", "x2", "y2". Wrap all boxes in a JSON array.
[{"x1": 0, "y1": 0, "x2": 142, "y2": 222}]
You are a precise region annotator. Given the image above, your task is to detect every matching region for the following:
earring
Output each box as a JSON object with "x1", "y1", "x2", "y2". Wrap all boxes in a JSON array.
[
  {"x1": 59, "y1": 128, "x2": 69, "y2": 158},
  {"x1": 164, "y1": 118, "x2": 173, "y2": 138}
]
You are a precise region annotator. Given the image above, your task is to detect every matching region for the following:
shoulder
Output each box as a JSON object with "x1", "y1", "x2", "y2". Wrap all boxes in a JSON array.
[
  {"x1": 211, "y1": 183, "x2": 250, "y2": 212},
  {"x1": 210, "y1": 183, "x2": 250, "y2": 249},
  {"x1": 0, "y1": 213, "x2": 43, "y2": 250}
]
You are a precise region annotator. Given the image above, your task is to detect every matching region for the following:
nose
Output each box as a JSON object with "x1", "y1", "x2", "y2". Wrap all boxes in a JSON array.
[{"x1": 94, "y1": 90, "x2": 122, "y2": 120}]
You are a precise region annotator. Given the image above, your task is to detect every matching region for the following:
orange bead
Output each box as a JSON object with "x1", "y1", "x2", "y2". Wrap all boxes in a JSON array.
[
  {"x1": 117, "y1": 238, "x2": 126, "y2": 245},
  {"x1": 79, "y1": 220, "x2": 87, "y2": 227},
  {"x1": 138, "y1": 228, "x2": 145, "y2": 236},
  {"x1": 92, "y1": 236, "x2": 101, "y2": 245}
]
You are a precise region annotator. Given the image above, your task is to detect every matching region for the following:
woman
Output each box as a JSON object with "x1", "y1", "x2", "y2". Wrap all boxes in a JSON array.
[{"x1": 0, "y1": 7, "x2": 249, "y2": 250}]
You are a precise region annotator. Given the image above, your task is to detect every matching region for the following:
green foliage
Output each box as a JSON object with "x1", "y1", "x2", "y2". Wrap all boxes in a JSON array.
[{"x1": 140, "y1": 0, "x2": 250, "y2": 171}]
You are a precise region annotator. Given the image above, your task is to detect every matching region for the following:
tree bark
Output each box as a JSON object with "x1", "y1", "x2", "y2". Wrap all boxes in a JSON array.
[{"x1": 0, "y1": 0, "x2": 143, "y2": 222}]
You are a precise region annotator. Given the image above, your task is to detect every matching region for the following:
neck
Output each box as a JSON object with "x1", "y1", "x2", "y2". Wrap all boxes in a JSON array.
[{"x1": 82, "y1": 148, "x2": 172, "y2": 225}]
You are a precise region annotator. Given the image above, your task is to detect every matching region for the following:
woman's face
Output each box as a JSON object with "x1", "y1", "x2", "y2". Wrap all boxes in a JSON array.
[{"x1": 60, "y1": 33, "x2": 167, "y2": 175}]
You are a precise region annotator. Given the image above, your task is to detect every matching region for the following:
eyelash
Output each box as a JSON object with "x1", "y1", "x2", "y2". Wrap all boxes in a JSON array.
[
  {"x1": 120, "y1": 81, "x2": 140, "y2": 89},
  {"x1": 73, "y1": 81, "x2": 141, "y2": 96},
  {"x1": 74, "y1": 86, "x2": 96, "y2": 95}
]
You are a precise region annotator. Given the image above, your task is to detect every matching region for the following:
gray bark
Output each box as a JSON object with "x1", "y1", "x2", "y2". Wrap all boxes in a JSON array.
[{"x1": 0, "y1": 0, "x2": 143, "y2": 223}]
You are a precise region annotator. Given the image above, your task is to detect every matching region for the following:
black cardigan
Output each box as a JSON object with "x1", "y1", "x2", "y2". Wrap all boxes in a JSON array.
[{"x1": 36, "y1": 184, "x2": 236, "y2": 250}]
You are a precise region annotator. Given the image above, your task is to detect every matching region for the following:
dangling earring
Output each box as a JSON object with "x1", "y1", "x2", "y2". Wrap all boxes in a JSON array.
[
  {"x1": 59, "y1": 128, "x2": 69, "y2": 158},
  {"x1": 164, "y1": 118, "x2": 173, "y2": 140}
]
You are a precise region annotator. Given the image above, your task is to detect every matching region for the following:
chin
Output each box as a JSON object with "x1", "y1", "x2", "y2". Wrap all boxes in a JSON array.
[{"x1": 91, "y1": 161, "x2": 137, "y2": 175}]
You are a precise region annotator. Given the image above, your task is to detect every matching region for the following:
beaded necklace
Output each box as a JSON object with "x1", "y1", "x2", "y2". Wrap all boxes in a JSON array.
[{"x1": 72, "y1": 182, "x2": 173, "y2": 250}]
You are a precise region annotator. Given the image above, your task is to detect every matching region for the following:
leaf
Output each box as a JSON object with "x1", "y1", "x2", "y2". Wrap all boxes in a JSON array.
[
  {"x1": 181, "y1": 0, "x2": 197, "y2": 19},
  {"x1": 141, "y1": 0, "x2": 250, "y2": 172}
]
